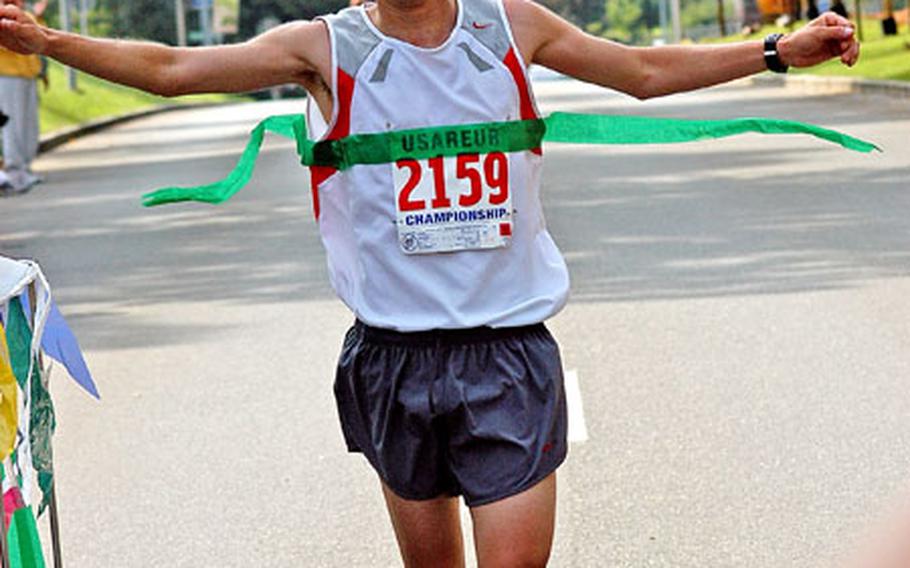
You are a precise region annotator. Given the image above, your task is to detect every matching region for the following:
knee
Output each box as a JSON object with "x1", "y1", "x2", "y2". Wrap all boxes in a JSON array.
[
  {"x1": 478, "y1": 546, "x2": 551, "y2": 568},
  {"x1": 399, "y1": 539, "x2": 464, "y2": 568}
]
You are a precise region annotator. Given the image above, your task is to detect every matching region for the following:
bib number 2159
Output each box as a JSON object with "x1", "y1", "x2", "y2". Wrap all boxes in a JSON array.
[{"x1": 393, "y1": 152, "x2": 513, "y2": 255}]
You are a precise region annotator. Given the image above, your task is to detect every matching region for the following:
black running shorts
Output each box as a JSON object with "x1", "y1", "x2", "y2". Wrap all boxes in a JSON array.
[{"x1": 333, "y1": 320, "x2": 568, "y2": 507}]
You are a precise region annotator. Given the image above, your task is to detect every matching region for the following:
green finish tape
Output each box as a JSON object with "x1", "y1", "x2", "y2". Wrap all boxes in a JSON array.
[
  {"x1": 143, "y1": 114, "x2": 304, "y2": 206},
  {"x1": 142, "y1": 112, "x2": 880, "y2": 207},
  {"x1": 544, "y1": 112, "x2": 879, "y2": 151},
  {"x1": 312, "y1": 118, "x2": 547, "y2": 170}
]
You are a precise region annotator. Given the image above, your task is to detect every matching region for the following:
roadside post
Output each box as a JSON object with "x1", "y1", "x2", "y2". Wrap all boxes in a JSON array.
[
  {"x1": 27, "y1": 284, "x2": 63, "y2": 568},
  {"x1": 57, "y1": 0, "x2": 77, "y2": 90}
]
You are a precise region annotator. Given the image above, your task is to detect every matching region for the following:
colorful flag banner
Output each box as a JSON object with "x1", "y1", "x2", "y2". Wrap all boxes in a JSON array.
[
  {"x1": 29, "y1": 368, "x2": 54, "y2": 517},
  {"x1": 3, "y1": 299, "x2": 54, "y2": 515},
  {"x1": 0, "y1": 258, "x2": 51, "y2": 387},
  {"x1": 12, "y1": 411, "x2": 35, "y2": 513},
  {"x1": 0, "y1": 325, "x2": 18, "y2": 460},
  {"x1": 0, "y1": 468, "x2": 45, "y2": 568},
  {"x1": 0, "y1": 258, "x2": 32, "y2": 304},
  {"x1": 3, "y1": 485, "x2": 24, "y2": 528},
  {"x1": 5, "y1": 298, "x2": 32, "y2": 392},
  {"x1": 20, "y1": 295, "x2": 99, "y2": 400},
  {"x1": 142, "y1": 112, "x2": 880, "y2": 207},
  {"x1": 6, "y1": 505, "x2": 46, "y2": 568},
  {"x1": 0, "y1": 255, "x2": 73, "y2": 568}
]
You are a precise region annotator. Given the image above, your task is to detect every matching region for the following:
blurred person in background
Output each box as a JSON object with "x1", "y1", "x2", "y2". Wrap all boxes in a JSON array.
[
  {"x1": 829, "y1": 0, "x2": 849, "y2": 18},
  {"x1": 0, "y1": 0, "x2": 45, "y2": 195}
]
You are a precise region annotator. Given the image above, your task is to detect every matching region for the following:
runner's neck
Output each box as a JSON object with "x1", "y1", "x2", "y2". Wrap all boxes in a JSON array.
[{"x1": 366, "y1": 0, "x2": 458, "y2": 48}]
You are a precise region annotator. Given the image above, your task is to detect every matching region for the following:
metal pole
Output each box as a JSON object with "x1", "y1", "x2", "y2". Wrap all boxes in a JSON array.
[
  {"x1": 27, "y1": 284, "x2": 63, "y2": 568},
  {"x1": 200, "y1": 3, "x2": 213, "y2": 45},
  {"x1": 57, "y1": 0, "x2": 77, "y2": 90},
  {"x1": 731, "y1": 0, "x2": 744, "y2": 25},
  {"x1": 48, "y1": 487, "x2": 62, "y2": 568},
  {"x1": 78, "y1": 0, "x2": 87, "y2": 35},
  {"x1": 175, "y1": 0, "x2": 187, "y2": 46},
  {"x1": 670, "y1": 0, "x2": 682, "y2": 42},
  {"x1": 852, "y1": 0, "x2": 864, "y2": 41}
]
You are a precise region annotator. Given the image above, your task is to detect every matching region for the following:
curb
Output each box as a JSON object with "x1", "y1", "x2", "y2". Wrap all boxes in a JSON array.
[
  {"x1": 746, "y1": 72, "x2": 910, "y2": 98},
  {"x1": 37, "y1": 101, "x2": 230, "y2": 155}
]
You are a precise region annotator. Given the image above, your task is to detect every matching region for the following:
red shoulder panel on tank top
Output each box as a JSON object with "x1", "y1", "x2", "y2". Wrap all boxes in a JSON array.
[
  {"x1": 502, "y1": 47, "x2": 542, "y2": 156},
  {"x1": 310, "y1": 68, "x2": 355, "y2": 220}
]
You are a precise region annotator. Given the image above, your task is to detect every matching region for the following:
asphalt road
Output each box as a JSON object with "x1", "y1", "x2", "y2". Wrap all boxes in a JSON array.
[{"x1": 2, "y1": 77, "x2": 909, "y2": 567}]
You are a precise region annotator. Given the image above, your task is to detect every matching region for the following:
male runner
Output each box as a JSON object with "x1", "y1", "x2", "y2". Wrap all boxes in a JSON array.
[{"x1": 0, "y1": 3, "x2": 859, "y2": 566}]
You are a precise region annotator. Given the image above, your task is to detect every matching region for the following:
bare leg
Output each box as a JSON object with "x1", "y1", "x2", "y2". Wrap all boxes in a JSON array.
[
  {"x1": 381, "y1": 482, "x2": 466, "y2": 568},
  {"x1": 847, "y1": 499, "x2": 910, "y2": 568},
  {"x1": 470, "y1": 473, "x2": 557, "y2": 568}
]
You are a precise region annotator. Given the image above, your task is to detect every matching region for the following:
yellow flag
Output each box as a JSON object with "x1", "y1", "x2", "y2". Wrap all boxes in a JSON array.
[{"x1": 0, "y1": 324, "x2": 19, "y2": 460}]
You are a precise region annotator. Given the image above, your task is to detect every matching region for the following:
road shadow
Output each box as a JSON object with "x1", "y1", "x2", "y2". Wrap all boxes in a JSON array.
[
  {"x1": 542, "y1": 145, "x2": 910, "y2": 303},
  {"x1": 2, "y1": 144, "x2": 330, "y2": 350}
]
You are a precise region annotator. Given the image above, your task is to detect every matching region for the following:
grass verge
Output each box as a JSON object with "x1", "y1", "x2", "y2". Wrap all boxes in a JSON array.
[{"x1": 38, "y1": 60, "x2": 244, "y2": 134}]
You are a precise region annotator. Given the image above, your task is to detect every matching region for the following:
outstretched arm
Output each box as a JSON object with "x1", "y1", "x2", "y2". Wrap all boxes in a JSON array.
[
  {"x1": 0, "y1": 4, "x2": 329, "y2": 97},
  {"x1": 507, "y1": 1, "x2": 859, "y2": 100}
]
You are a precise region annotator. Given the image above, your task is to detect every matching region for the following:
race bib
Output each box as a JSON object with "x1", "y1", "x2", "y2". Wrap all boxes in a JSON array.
[{"x1": 393, "y1": 152, "x2": 512, "y2": 254}]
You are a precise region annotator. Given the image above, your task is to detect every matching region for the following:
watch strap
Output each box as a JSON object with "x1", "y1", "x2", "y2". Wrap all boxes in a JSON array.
[{"x1": 764, "y1": 33, "x2": 789, "y2": 74}]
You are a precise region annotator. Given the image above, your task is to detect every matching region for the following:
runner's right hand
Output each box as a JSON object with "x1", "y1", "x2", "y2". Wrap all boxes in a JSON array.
[{"x1": 0, "y1": 4, "x2": 48, "y2": 55}]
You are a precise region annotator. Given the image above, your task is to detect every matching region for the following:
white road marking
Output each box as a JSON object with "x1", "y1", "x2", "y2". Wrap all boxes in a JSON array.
[
  {"x1": 460, "y1": 502, "x2": 478, "y2": 565},
  {"x1": 565, "y1": 369, "x2": 589, "y2": 443}
]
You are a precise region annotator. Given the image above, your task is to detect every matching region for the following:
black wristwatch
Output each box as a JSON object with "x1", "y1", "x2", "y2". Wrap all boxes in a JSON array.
[{"x1": 763, "y1": 33, "x2": 789, "y2": 74}]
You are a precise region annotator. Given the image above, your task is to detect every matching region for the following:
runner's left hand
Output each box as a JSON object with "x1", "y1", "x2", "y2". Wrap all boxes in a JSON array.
[{"x1": 779, "y1": 12, "x2": 860, "y2": 68}]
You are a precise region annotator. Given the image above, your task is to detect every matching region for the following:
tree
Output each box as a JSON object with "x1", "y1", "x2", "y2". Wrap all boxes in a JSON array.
[
  {"x1": 94, "y1": 0, "x2": 178, "y2": 43},
  {"x1": 237, "y1": 0, "x2": 347, "y2": 39},
  {"x1": 587, "y1": 0, "x2": 646, "y2": 43},
  {"x1": 716, "y1": 0, "x2": 726, "y2": 36},
  {"x1": 540, "y1": 0, "x2": 605, "y2": 25}
]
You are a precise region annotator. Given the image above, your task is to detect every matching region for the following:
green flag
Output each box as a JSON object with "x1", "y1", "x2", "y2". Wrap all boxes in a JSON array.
[{"x1": 7, "y1": 506, "x2": 46, "y2": 568}]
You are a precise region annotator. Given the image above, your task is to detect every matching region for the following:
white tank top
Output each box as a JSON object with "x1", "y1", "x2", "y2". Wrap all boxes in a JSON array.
[{"x1": 308, "y1": 0, "x2": 569, "y2": 331}]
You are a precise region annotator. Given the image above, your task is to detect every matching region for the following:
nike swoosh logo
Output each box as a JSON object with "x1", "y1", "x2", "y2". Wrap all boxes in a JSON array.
[{"x1": 472, "y1": 21, "x2": 493, "y2": 29}]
